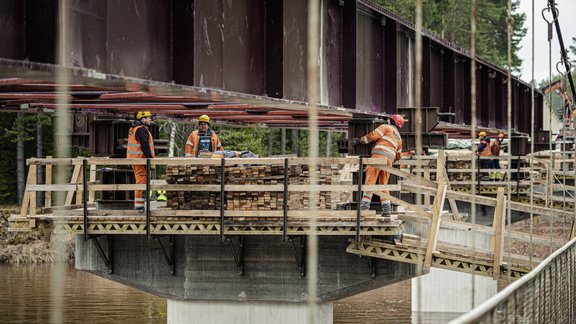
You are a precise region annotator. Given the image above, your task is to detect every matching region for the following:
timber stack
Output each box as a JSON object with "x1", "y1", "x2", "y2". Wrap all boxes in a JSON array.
[{"x1": 164, "y1": 163, "x2": 342, "y2": 211}]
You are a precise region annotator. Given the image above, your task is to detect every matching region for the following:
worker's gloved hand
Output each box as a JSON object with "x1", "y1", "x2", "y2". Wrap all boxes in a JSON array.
[{"x1": 351, "y1": 138, "x2": 361, "y2": 146}]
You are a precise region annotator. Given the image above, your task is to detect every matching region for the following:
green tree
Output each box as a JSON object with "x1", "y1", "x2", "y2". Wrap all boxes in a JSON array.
[{"x1": 374, "y1": 0, "x2": 526, "y2": 73}]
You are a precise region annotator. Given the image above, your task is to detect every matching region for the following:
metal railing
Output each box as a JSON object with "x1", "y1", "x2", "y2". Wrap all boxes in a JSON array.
[{"x1": 451, "y1": 236, "x2": 576, "y2": 323}]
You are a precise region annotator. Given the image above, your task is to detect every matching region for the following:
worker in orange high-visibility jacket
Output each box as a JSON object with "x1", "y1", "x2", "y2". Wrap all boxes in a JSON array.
[
  {"x1": 127, "y1": 111, "x2": 156, "y2": 211},
  {"x1": 490, "y1": 133, "x2": 505, "y2": 180},
  {"x1": 477, "y1": 131, "x2": 492, "y2": 180},
  {"x1": 351, "y1": 114, "x2": 404, "y2": 220},
  {"x1": 185, "y1": 115, "x2": 223, "y2": 157}
]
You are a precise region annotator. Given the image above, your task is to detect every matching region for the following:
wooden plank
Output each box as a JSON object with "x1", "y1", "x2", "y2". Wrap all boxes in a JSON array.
[
  {"x1": 372, "y1": 164, "x2": 437, "y2": 188},
  {"x1": 423, "y1": 165, "x2": 431, "y2": 205},
  {"x1": 377, "y1": 192, "x2": 431, "y2": 218},
  {"x1": 28, "y1": 165, "x2": 37, "y2": 216},
  {"x1": 75, "y1": 164, "x2": 84, "y2": 205},
  {"x1": 402, "y1": 182, "x2": 569, "y2": 220},
  {"x1": 88, "y1": 163, "x2": 96, "y2": 203},
  {"x1": 44, "y1": 157, "x2": 52, "y2": 208},
  {"x1": 424, "y1": 157, "x2": 447, "y2": 270},
  {"x1": 65, "y1": 164, "x2": 81, "y2": 206},
  {"x1": 492, "y1": 188, "x2": 506, "y2": 279},
  {"x1": 437, "y1": 150, "x2": 463, "y2": 221},
  {"x1": 19, "y1": 165, "x2": 36, "y2": 217}
]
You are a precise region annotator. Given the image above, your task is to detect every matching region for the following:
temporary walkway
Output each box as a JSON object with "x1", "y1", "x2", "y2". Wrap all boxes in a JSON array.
[{"x1": 9, "y1": 151, "x2": 574, "y2": 281}]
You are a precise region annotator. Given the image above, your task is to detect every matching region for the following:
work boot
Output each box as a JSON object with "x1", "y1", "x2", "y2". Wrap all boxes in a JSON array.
[
  {"x1": 134, "y1": 206, "x2": 145, "y2": 213},
  {"x1": 381, "y1": 201, "x2": 392, "y2": 221},
  {"x1": 360, "y1": 201, "x2": 371, "y2": 211}
]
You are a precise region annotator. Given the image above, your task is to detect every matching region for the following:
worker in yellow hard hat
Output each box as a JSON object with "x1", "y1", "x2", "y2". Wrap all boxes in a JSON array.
[
  {"x1": 127, "y1": 111, "x2": 156, "y2": 211},
  {"x1": 185, "y1": 115, "x2": 223, "y2": 157},
  {"x1": 477, "y1": 131, "x2": 492, "y2": 180}
]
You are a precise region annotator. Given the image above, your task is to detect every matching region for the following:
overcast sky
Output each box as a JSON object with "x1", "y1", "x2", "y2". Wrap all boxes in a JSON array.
[{"x1": 517, "y1": 0, "x2": 576, "y2": 84}]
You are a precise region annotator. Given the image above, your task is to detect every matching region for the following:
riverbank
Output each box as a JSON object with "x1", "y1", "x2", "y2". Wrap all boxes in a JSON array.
[{"x1": 0, "y1": 207, "x2": 74, "y2": 263}]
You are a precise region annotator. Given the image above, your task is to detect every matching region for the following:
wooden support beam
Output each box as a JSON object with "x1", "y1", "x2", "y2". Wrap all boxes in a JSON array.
[
  {"x1": 377, "y1": 192, "x2": 431, "y2": 218},
  {"x1": 402, "y1": 183, "x2": 570, "y2": 220},
  {"x1": 423, "y1": 164, "x2": 431, "y2": 205},
  {"x1": 44, "y1": 157, "x2": 52, "y2": 208},
  {"x1": 19, "y1": 165, "x2": 36, "y2": 217},
  {"x1": 492, "y1": 187, "x2": 506, "y2": 279},
  {"x1": 74, "y1": 164, "x2": 84, "y2": 205},
  {"x1": 371, "y1": 163, "x2": 438, "y2": 188},
  {"x1": 65, "y1": 164, "x2": 82, "y2": 206},
  {"x1": 88, "y1": 163, "x2": 96, "y2": 204},
  {"x1": 28, "y1": 165, "x2": 37, "y2": 216},
  {"x1": 424, "y1": 156, "x2": 447, "y2": 270}
]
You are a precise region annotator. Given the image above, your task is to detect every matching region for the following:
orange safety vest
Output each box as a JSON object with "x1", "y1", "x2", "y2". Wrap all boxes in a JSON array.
[
  {"x1": 185, "y1": 130, "x2": 223, "y2": 157},
  {"x1": 127, "y1": 125, "x2": 155, "y2": 158},
  {"x1": 360, "y1": 124, "x2": 402, "y2": 161},
  {"x1": 479, "y1": 137, "x2": 492, "y2": 156}
]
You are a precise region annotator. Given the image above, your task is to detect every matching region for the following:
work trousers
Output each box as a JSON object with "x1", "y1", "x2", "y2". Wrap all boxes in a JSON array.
[
  {"x1": 361, "y1": 155, "x2": 393, "y2": 205},
  {"x1": 132, "y1": 164, "x2": 147, "y2": 209}
]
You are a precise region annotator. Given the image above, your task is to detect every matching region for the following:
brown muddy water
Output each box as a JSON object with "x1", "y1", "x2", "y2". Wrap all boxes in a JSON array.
[{"x1": 0, "y1": 265, "x2": 462, "y2": 323}]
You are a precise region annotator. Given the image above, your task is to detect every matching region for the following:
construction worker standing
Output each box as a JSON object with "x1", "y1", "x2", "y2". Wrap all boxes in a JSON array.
[
  {"x1": 185, "y1": 115, "x2": 223, "y2": 157},
  {"x1": 127, "y1": 111, "x2": 156, "y2": 211},
  {"x1": 351, "y1": 114, "x2": 404, "y2": 220},
  {"x1": 491, "y1": 133, "x2": 505, "y2": 180},
  {"x1": 477, "y1": 131, "x2": 492, "y2": 180}
]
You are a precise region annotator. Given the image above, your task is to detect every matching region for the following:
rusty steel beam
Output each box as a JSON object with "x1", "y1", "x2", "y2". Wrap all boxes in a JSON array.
[{"x1": 0, "y1": 0, "x2": 543, "y2": 134}]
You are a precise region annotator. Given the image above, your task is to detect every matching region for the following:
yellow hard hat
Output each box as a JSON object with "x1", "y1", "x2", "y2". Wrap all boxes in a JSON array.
[
  {"x1": 198, "y1": 114, "x2": 211, "y2": 124},
  {"x1": 479, "y1": 131, "x2": 487, "y2": 137},
  {"x1": 135, "y1": 111, "x2": 153, "y2": 120}
]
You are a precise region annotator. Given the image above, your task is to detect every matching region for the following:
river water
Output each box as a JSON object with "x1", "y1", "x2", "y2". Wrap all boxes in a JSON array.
[{"x1": 0, "y1": 265, "x2": 461, "y2": 323}]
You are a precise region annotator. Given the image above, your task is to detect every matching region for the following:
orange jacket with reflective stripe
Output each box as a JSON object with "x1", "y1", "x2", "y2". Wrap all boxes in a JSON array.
[
  {"x1": 127, "y1": 125, "x2": 155, "y2": 158},
  {"x1": 360, "y1": 124, "x2": 402, "y2": 161},
  {"x1": 478, "y1": 137, "x2": 492, "y2": 156},
  {"x1": 185, "y1": 130, "x2": 223, "y2": 157}
]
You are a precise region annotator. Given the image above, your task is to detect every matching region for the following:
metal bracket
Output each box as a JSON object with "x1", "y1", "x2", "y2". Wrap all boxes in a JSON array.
[
  {"x1": 92, "y1": 235, "x2": 114, "y2": 274},
  {"x1": 226, "y1": 236, "x2": 244, "y2": 276},
  {"x1": 289, "y1": 236, "x2": 306, "y2": 277},
  {"x1": 156, "y1": 235, "x2": 176, "y2": 276},
  {"x1": 368, "y1": 257, "x2": 377, "y2": 279}
]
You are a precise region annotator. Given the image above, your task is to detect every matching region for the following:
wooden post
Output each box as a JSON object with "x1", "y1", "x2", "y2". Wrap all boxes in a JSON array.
[
  {"x1": 88, "y1": 163, "x2": 96, "y2": 204},
  {"x1": 45, "y1": 156, "x2": 52, "y2": 208},
  {"x1": 19, "y1": 164, "x2": 36, "y2": 217},
  {"x1": 28, "y1": 165, "x2": 37, "y2": 216},
  {"x1": 424, "y1": 153, "x2": 447, "y2": 270},
  {"x1": 75, "y1": 163, "x2": 84, "y2": 204},
  {"x1": 492, "y1": 187, "x2": 506, "y2": 279},
  {"x1": 65, "y1": 164, "x2": 82, "y2": 206},
  {"x1": 424, "y1": 164, "x2": 431, "y2": 205},
  {"x1": 441, "y1": 153, "x2": 462, "y2": 221}
]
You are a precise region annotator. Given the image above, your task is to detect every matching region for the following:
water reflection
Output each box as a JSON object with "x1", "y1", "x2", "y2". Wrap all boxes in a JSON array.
[
  {"x1": 1, "y1": 265, "x2": 461, "y2": 323},
  {"x1": 0, "y1": 264, "x2": 166, "y2": 323}
]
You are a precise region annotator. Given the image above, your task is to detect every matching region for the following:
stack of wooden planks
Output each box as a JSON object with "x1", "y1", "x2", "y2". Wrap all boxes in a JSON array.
[{"x1": 164, "y1": 163, "x2": 342, "y2": 211}]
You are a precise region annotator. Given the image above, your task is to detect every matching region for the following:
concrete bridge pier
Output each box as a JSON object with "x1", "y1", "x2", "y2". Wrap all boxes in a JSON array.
[
  {"x1": 167, "y1": 300, "x2": 332, "y2": 324},
  {"x1": 75, "y1": 234, "x2": 415, "y2": 324}
]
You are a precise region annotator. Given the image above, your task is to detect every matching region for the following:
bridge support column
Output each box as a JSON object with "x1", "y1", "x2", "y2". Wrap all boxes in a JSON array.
[
  {"x1": 411, "y1": 227, "x2": 497, "y2": 315},
  {"x1": 167, "y1": 300, "x2": 333, "y2": 324}
]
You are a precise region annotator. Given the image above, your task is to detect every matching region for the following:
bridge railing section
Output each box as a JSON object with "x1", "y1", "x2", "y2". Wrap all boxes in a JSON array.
[{"x1": 451, "y1": 237, "x2": 576, "y2": 323}]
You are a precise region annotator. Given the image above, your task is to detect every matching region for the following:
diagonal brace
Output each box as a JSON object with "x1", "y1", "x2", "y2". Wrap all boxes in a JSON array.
[
  {"x1": 226, "y1": 236, "x2": 244, "y2": 276},
  {"x1": 156, "y1": 235, "x2": 176, "y2": 276},
  {"x1": 289, "y1": 236, "x2": 306, "y2": 277}
]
